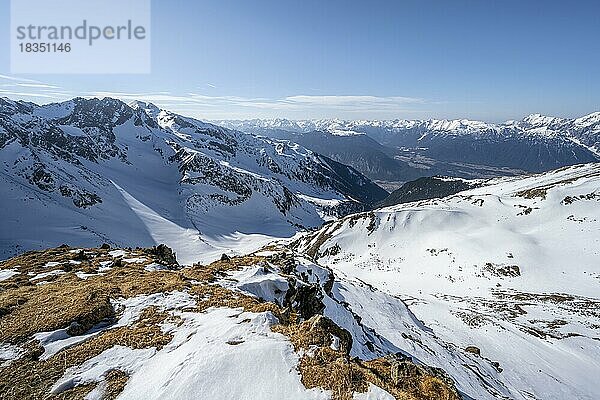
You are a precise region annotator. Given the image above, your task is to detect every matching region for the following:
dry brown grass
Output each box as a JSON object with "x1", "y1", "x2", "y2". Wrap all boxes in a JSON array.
[
  {"x1": 0, "y1": 246, "x2": 460, "y2": 400},
  {"x1": 0, "y1": 267, "x2": 189, "y2": 343},
  {"x1": 274, "y1": 315, "x2": 364, "y2": 400},
  {"x1": 0, "y1": 306, "x2": 173, "y2": 400},
  {"x1": 361, "y1": 357, "x2": 460, "y2": 400},
  {"x1": 514, "y1": 169, "x2": 600, "y2": 201},
  {"x1": 187, "y1": 255, "x2": 267, "y2": 281},
  {"x1": 0, "y1": 246, "x2": 272, "y2": 400},
  {"x1": 192, "y1": 283, "x2": 280, "y2": 314},
  {"x1": 515, "y1": 187, "x2": 548, "y2": 199},
  {"x1": 300, "y1": 230, "x2": 335, "y2": 260},
  {"x1": 0, "y1": 245, "x2": 272, "y2": 344},
  {"x1": 0, "y1": 280, "x2": 116, "y2": 342},
  {"x1": 52, "y1": 370, "x2": 131, "y2": 400},
  {"x1": 274, "y1": 315, "x2": 460, "y2": 400}
]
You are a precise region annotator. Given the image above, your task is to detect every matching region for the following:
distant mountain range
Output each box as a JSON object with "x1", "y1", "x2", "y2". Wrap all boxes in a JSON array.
[
  {"x1": 0, "y1": 97, "x2": 386, "y2": 260},
  {"x1": 218, "y1": 113, "x2": 600, "y2": 184},
  {"x1": 2, "y1": 96, "x2": 598, "y2": 259}
]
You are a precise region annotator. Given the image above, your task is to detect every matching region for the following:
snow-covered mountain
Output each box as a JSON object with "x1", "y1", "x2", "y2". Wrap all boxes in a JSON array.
[
  {"x1": 2, "y1": 96, "x2": 598, "y2": 399},
  {"x1": 515, "y1": 112, "x2": 600, "y2": 155},
  {"x1": 0, "y1": 97, "x2": 387, "y2": 262},
  {"x1": 218, "y1": 113, "x2": 600, "y2": 178},
  {"x1": 293, "y1": 162, "x2": 600, "y2": 399}
]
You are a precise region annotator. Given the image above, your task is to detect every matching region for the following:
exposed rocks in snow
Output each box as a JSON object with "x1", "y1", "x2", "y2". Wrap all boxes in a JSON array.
[
  {"x1": 483, "y1": 263, "x2": 521, "y2": 278},
  {"x1": 0, "y1": 245, "x2": 462, "y2": 400},
  {"x1": 275, "y1": 315, "x2": 460, "y2": 400},
  {"x1": 284, "y1": 278, "x2": 326, "y2": 320},
  {"x1": 144, "y1": 244, "x2": 178, "y2": 267},
  {"x1": 385, "y1": 354, "x2": 460, "y2": 400}
]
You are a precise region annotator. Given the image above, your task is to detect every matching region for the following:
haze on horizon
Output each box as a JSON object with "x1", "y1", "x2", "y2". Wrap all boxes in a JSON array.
[{"x1": 0, "y1": 0, "x2": 598, "y2": 122}]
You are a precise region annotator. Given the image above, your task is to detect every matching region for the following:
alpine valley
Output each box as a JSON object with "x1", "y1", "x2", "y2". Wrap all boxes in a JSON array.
[{"x1": 1, "y1": 97, "x2": 599, "y2": 400}]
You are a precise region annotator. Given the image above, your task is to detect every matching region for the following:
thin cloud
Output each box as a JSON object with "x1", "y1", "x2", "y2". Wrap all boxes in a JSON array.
[
  {"x1": 284, "y1": 95, "x2": 424, "y2": 105},
  {"x1": 0, "y1": 86, "x2": 434, "y2": 120},
  {"x1": 80, "y1": 92, "x2": 433, "y2": 119},
  {"x1": 16, "y1": 83, "x2": 61, "y2": 89},
  {"x1": 0, "y1": 90, "x2": 58, "y2": 98},
  {"x1": 0, "y1": 74, "x2": 42, "y2": 83},
  {"x1": 0, "y1": 74, "x2": 67, "y2": 103}
]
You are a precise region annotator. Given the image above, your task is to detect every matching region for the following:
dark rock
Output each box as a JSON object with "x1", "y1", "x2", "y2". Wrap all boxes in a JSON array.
[
  {"x1": 385, "y1": 353, "x2": 461, "y2": 398},
  {"x1": 304, "y1": 315, "x2": 353, "y2": 354},
  {"x1": 66, "y1": 294, "x2": 115, "y2": 336},
  {"x1": 147, "y1": 244, "x2": 178, "y2": 266},
  {"x1": 24, "y1": 342, "x2": 45, "y2": 361},
  {"x1": 284, "y1": 278, "x2": 325, "y2": 320},
  {"x1": 72, "y1": 250, "x2": 88, "y2": 261},
  {"x1": 280, "y1": 258, "x2": 296, "y2": 275},
  {"x1": 491, "y1": 361, "x2": 503, "y2": 372},
  {"x1": 390, "y1": 357, "x2": 423, "y2": 383}
]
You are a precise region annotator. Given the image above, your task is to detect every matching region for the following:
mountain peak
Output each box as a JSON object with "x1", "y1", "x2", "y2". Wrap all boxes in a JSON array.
[
  {"x1": 574, "y1": 111, "x2": 600, "y2": 128},
  {"x1": 129, "y1": 100, "x2": 160, "y2": 113},
  {"x1": 128, "y1": 100, "x2": 162, "y2": 121},
  {"x1": 521, "y1": 113, "x2": 566, "y2": 127}
]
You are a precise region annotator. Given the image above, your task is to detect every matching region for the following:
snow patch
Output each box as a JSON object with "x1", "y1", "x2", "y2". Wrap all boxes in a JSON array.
[
  {"x1": 118, "y1": 308, "x2": 329, "y2": 400},
  {"x1": 0, "y1": 268, "x2": 19, "y2": 281},
  {"x1": 0, "y1": 343, "x2": 25, "y2": 366},
  {"x1": 143, "y1": 262, "x2": 170, "y2": 272},
  {"x1": 51, "y1": 345, "x2": 156, "y2": 395},
  {"x1": 220, "y1": 265, "x2": 289, "y2": 306},
  {"x1": 353, "y1": 384, "x2": 395, "y2": 400},
  {"x1": 29, "y1": 269, "x2": 66, "y2": 281}
]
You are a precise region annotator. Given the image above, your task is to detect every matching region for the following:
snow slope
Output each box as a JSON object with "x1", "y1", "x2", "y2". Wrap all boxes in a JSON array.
[
  {"x1": 221, "y1": 256, "x2": 522, "y2": 399},
  {"x1": 294, "y1": 163, "x2": 600, "y2": 400},
  {"x1": 53, "y1": 306, "x2": 329, "y2": 400}
]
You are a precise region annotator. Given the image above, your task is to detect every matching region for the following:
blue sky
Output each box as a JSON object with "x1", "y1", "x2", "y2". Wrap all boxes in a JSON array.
[{"x1": 0, "y1": 0, "x2": 599, "y2": 121}]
